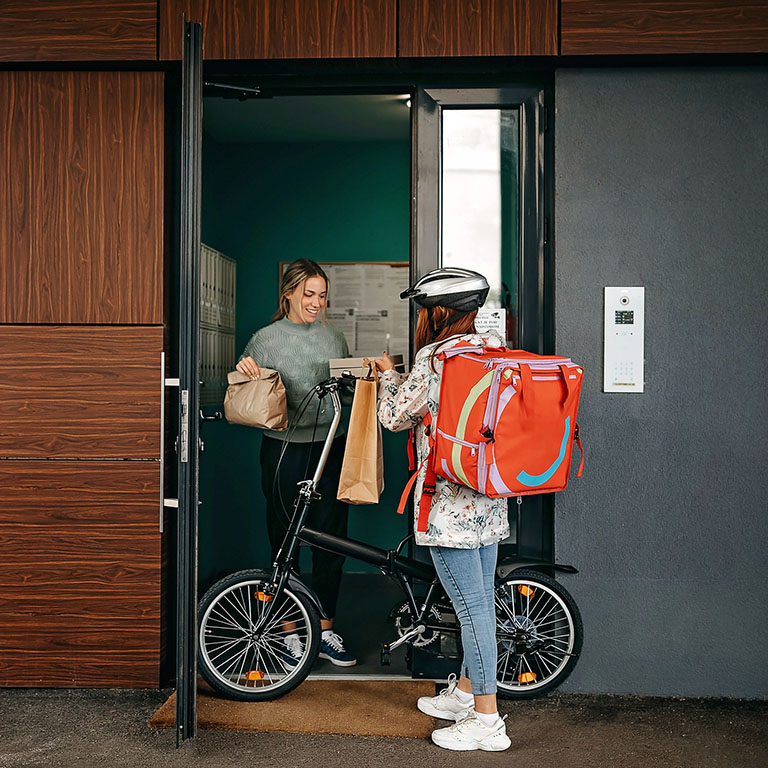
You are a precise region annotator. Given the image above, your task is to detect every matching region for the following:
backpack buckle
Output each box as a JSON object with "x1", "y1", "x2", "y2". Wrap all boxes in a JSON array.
[{"x1": 481, "y1": 427, "x2": 494, "y2": 442}]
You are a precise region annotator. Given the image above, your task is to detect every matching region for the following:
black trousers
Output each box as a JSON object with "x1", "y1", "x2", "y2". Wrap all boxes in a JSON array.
[{"x1": 260, "y1": 435, "x2": 348, "y2": 619}]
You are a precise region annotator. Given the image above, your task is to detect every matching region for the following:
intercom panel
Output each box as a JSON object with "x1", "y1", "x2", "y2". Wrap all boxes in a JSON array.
[{"x1": 604, "y1": 287, "x2": 644, "y2": 393}]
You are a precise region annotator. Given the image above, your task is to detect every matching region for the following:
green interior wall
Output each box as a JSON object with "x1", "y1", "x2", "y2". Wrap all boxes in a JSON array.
[{"x1": 199, "y1": 127, "x2": 412, "y2": 588}]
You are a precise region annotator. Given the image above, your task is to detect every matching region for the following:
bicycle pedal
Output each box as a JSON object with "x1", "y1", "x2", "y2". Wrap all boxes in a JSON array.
[{"x1": 380, "y1": 643, "x2": 391, "y2": 666}]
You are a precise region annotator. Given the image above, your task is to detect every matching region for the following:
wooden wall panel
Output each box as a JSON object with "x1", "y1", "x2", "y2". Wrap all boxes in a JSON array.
[
  {"x1": 0, "y1": 326, "x2": 162, "y2": 459},
  {"x1": 0, "y1": 461, "x2": 163, "y2": 687},
  {"x1": 561, "y1": 1, "x2": 768, "y2": 55},
  {"x1": 399, "y1": 0, "x2": 557, "y2": 57},
  {"x1": 0, "y1": 1, "x2": 157, "y2": 62},
  {"x1": 159, "y1": 0, "x2": 396, "y2": 60},
  {"x1": 0, "y1": 71, "x2": 164, "y2": 324}
]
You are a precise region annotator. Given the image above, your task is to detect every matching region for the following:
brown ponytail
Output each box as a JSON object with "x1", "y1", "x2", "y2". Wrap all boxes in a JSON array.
[
  {"x1": 272, "y1": 259, "x2": 329, "y2": 322},
  {"x1": 414, "y1": 306, "x2": 478, "y2": 370}
]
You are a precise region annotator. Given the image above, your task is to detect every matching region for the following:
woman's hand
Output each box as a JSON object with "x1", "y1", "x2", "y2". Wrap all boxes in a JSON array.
[
  {"x1": 373, "y1": 352, "x2": 395, "y2": 373},
  {"x1": 236, "y1": 356, "x2": 261, "y2": 379}
]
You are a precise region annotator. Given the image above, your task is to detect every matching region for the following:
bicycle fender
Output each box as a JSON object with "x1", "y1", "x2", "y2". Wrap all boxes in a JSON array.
[
  {"x1": 287, "y1": 574, "x2": 330, "y2": 621},
  {"x1": 495, "y1": 558, "x2": 578, "y2": 580}
]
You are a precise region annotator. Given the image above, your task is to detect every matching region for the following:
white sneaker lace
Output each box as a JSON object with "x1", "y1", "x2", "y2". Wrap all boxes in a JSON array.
[
  {"x1": 451, "y1": 712, "x2": 479, "y2": 731},
  {"x1": 284, "y1": 633, "x2": 303, "y2": 658},
  {"x1": 448, "y1": 711, "x2": 504, "y2": 734},
  {"x1": 322, "y1": 632, "x2": 346, "y2": 652},
  {"x1": 437, "y1": 673, "x2": 459, "y2": 698}
]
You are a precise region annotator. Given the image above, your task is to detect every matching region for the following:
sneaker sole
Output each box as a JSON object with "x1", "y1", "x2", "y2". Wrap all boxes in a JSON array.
[
  {"x1": 318, "y1": 653, "x2": 357, "y2": 667},
  {"x1": 417, "y1": 698, "x2": 471, "y2": 721},
  {"x1": 431, "y1": 732, "x2": 511, "y2": 752}
]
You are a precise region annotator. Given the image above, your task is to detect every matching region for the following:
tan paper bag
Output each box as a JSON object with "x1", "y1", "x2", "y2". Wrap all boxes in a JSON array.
[
  {"x1": 223, "y1": 369, "x2": 288, "y2": 430},
  {"x1": 337, "y1": 363, "x2": 384, "y2": 505}
]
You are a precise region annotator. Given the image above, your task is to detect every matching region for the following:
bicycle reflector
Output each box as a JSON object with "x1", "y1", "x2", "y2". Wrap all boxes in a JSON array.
[
  {"x1": 246, "y1": 670, "x2": 265, "y2": 681},
  {"x1": 255, "y1": 591, "x2": 273, "y2": 602},
  {"x1": 518, "y1": 585, "x2": 535, "y2": 598},
  {"x1": 518, "y1": 672, "x2": 537, "y2": 684}
]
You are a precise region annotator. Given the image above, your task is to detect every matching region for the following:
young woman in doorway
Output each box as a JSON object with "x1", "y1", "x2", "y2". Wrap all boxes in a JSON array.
[
  {"x1": 237, "y1": 258, "x2": 356, "y2": 667},
  {"x1": 375, "y1": 268, "x2": 511, "y2": 751}
]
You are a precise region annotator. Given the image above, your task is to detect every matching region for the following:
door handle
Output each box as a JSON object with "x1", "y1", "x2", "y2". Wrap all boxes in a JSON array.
[{"x1": 200, "y1": 409, "x2": 223, "y2": 423}]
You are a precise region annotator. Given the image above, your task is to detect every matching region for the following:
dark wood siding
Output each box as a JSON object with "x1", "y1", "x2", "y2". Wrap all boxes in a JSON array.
[
  {"x1": 0, "y1": 326, "x2": 162, "y2": 459},
  {"x1": 0, "y1": 1, "x2": 157, "y2": 62},
  {"x1": 398, "y1": 0, "x2": 557, "y2": 56},
  {"x1": 159, "y1": 0, "x2": 396, "y2": 60},
  {"x1": 0, "y1": 461, "x2": 163, "y2": 686},
  {"x1": 561, "y1": 1, "x2": 768, "y2": 55},
  {"x1": 0, "y1": 71, "x2": 164, "y2": 324}
]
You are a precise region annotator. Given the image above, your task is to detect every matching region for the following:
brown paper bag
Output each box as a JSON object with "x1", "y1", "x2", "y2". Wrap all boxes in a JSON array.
[
  {"x1": 337, "y1": 363, "x2": 384, "y2": 505},
  {"x1": 223, "y1": 369, "x2": 288, "y2": 430}
]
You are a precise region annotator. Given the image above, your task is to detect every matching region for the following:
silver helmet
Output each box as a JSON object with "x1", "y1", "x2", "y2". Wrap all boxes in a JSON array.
[{"x1": 400, "y1": 267, "x2": 490, "y2": 311}]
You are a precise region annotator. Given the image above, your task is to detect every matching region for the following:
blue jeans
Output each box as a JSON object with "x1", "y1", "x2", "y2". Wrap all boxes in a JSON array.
[{"x1": 430, "y1": 543, "x2": 498, "y2": 696}]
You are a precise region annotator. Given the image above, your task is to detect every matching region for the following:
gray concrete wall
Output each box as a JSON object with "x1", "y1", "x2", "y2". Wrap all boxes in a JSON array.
[{"x1": 554, "y1": 68, "x2": 768, "y2": 697}]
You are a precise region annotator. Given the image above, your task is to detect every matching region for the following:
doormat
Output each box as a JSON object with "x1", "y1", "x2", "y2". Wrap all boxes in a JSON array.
[{"x1": 148, "y1": 680, "x2": 437, "y2": 739}]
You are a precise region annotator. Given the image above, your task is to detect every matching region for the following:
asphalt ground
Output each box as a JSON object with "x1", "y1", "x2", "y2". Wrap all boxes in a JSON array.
[{"x1": 0, "y1": 687, "x2": 766, "y2": 768}]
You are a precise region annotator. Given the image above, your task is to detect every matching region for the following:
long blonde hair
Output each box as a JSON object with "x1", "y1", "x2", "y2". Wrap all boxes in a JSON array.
[{"x1": 272, "y1": 259, "x2": 329, "y2": 322}]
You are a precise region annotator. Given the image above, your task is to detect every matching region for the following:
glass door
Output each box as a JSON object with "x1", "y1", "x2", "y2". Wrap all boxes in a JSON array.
[{"x1": 413, "y1": 86, "x2": 552, "y2": 560}]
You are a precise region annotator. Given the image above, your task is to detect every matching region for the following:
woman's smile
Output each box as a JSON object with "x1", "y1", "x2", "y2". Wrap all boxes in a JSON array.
[{"x1": 287, "y1": 275, "x2": 327, "y2": 324}]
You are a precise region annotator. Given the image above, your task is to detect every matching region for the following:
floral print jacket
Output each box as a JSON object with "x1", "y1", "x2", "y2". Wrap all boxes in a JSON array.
[{"x1": 377, "y1": 333, "x2": 510, "y2": 549}]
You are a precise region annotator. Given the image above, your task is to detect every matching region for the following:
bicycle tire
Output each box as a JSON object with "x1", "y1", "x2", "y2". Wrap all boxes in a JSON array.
[
  {"x1": 495, "y1": 569, "x2": 583, "y2": 699},
  {"x1": 198, "y1": 569, "x2": 321, "y2": 702}
]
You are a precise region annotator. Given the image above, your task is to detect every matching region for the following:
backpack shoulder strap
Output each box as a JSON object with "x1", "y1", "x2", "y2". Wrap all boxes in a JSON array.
[{"x1": 396, "y1": 412, "x2": 437, "y2": 533}]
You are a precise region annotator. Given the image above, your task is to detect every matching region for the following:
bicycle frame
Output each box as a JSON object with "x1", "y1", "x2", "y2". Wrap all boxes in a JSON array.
[{"x1": 252, "y1": 376, "x2": 578, "y2": 651}]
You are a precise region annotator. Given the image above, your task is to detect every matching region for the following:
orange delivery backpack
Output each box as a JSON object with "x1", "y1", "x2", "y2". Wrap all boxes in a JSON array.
[{"x1": 398, "y1": 341, "x2": 585, "y2": 532}]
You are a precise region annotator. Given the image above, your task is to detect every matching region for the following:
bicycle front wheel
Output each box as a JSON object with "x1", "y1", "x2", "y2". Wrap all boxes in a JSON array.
[
  {"x1": 495, "y1": 569, "x2": 583, "y2": 699},
  {"x1": 198, "y1": 569, "x2": 321, "y2": 701}
]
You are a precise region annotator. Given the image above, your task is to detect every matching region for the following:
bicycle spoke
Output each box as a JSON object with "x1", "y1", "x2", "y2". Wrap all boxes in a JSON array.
[
  {"x1": 212, "y1": 597, "x2": 251, "y2": 632},
  {"x1": 204, "y1": 634, "x2": 247, "y2": 654},
  {"x1": 233, "y1": 636, "x2": 253, "y2": 684},
  {"x1": 253, "y1": 644, "x2": 276, "y2": 686},
  {"x1": 223, "y1": 589, "x2": 254, "y2": 627},
  {"x1": 219, "y1": 641, "x2": 253, "y2": 679},
  {"x1": 534, "y1": 650, "x2": 557, "y2": 677},
  {"x1": 206, "y1": 606, "x2": 247, "y2": 632},
  {"x1": 207, "y1": 636, "x2": 249, "y2": 665},
  {"x1": 495, "y1": 595, "x2": 523, "y2": 628},
  {"x1": 231, "y1": 587, "x2": 252, "y2": 626}
]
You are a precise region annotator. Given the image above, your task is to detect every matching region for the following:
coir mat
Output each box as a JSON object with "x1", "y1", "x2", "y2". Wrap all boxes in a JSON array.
[{"x1": 148, "y1": 679, "x2": 437, "y2": 739}]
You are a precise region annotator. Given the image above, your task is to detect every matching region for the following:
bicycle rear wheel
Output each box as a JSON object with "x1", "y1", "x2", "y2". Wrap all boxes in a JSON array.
[
  {"x1": 198, "y1": 569, "x2": 321, "y2": 701},
  {"x1": 495, "y1": 569, "x2": 582, "y2": 699}
]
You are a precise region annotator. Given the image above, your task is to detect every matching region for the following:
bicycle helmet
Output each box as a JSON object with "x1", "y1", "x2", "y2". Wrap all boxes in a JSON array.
[{"x1": 400, "y1": 267, "x2": 490, "y2": 311}]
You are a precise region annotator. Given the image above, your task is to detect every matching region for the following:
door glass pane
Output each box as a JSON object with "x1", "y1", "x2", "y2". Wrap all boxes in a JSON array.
[{"x1": 441, "y1": 108, "x2": 519, "y2": 345}]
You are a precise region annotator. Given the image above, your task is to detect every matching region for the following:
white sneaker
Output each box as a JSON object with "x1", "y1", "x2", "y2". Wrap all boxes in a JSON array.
[
  {"x1": 417, "y1": 673, "x2": 474, "y2": 721},
  {"x1": 431, "y1": 712, "x2": 511, "y2": 752},
  {"x1": 281, "y1": 633, "x2": 304, "y2": 667}
]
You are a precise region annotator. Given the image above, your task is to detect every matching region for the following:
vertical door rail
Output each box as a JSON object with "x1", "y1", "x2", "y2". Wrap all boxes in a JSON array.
[
  {"x1": 412, "y1": 86, "x2": 552, "y2": 562},
  {"x1": 176, "y1": 19, "x2": 203, "y2": 745}
]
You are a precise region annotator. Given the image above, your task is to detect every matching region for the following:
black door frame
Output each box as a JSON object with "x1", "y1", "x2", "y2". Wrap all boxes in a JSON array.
[
  {"x1": 412, "y1": 85, "x2": 554, "y2": 562},
  {"x1": 172, "y1": 60, "x2": 554, "y2": 742},
  {"x1": 176, "y1": 19, "x2": 203, "y2": 745}
]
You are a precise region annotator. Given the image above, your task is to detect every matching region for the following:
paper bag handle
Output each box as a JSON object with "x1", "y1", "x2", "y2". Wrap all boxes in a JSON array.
[{"x1": 361, "y1": 359, "x2": 378, "y2": 384}]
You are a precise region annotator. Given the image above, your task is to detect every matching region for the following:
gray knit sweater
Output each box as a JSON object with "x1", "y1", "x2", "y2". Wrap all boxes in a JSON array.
[{"x1": 240, "y1": 317, "x2": 350, "y2": 442}]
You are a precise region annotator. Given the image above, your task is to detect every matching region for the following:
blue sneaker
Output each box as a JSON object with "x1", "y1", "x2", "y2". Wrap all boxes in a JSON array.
[{"x1": 319, "y1": 631, "x2": 357, "y2": 667}]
